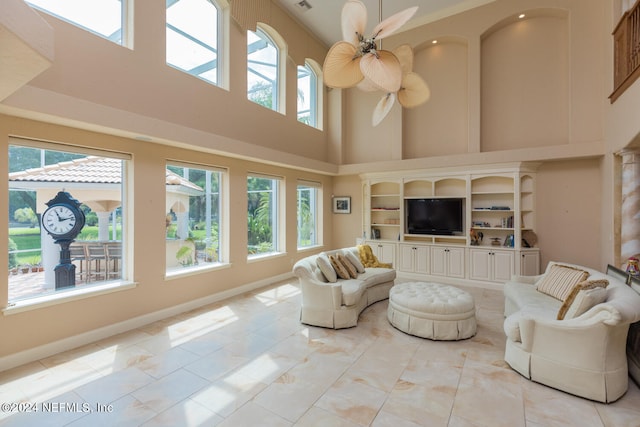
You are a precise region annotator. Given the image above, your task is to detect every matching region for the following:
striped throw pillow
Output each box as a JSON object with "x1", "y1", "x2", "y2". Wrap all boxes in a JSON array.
[{"x1": 536, "y1": 264, "x2": 590, "y2": 301}]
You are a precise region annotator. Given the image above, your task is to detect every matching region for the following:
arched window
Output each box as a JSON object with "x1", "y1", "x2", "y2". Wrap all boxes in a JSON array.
[
  {"x1": 247, "y1": 28, "x2": 280, "y2": 112},
  {"x1": 166, "y1": 0, "x2": 224, "y2": 87},
  {"x1": 297, "y1": 61, "x2": 322, "y2": 129}
]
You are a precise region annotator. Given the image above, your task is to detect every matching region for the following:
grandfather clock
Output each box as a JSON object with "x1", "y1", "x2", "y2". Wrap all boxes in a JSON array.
[{"x1": 41, "y1": 191, "x2": 86, "y2": 289}]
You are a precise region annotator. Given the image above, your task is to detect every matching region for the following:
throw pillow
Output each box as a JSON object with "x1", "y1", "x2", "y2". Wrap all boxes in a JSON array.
[
  {"x1": 338, "y1": 254, "x2": 358, "y2": 278},
  {"x1": 329, "y1": 254, "x2": 350, "y2": 280},
  {"x1": 557, "y1": 279, "x2": 609, "y2": 320},
  {"x1": 536, "y1": 264, "x2": 590, "y2": 301},
  {"x1": 344, "y1": 250, "x2": 365, "y2": 273},
  {"x1": 316, "y1": 253, "x2": 337, "y2": 283}
]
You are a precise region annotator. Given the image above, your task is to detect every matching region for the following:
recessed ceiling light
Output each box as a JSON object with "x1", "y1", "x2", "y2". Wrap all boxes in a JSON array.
[
  {"x1": 518, "y1": 13, "x2": 526, "y2": 19},
  {"x1": 432, "y1": 40, "x2": 438, "y2": 44}
]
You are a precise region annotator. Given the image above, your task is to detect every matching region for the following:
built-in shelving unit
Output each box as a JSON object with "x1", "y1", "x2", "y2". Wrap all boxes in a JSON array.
[{"x1": 361, "y1": 163, "x2": 540, "y2": 284}]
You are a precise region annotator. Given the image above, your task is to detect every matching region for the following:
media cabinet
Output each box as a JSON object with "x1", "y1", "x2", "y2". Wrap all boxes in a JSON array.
[{"x1": 360, "y1": 163, "x2": 541, "y2": 286}]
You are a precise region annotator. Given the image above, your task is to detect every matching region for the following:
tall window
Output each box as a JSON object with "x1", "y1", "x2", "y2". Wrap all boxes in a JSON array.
[
  {"x1": 247, "y1": 29, "x2": 279, "y2": 111},
  {"x1": 166, "y1": 0, "x2": 222, "y2": 86},
  {"x1": 166, "y1": 163, "x2": 224, "y2": 274},
  {"x1": 8, "y1": 141, "x2": 128, "y2": 304},
  {"x1": 247, "y1": 175, "x2": 281, "y2": 256},
  {"x1": 297, "y1": 182, "x2": 320, "y2": 249},
  {"x1": 27, "y1": 0, "x2": 127, "y2": 45},
  {"x1": 297, "y1": 63, "x2": 318, "y2": 128}
]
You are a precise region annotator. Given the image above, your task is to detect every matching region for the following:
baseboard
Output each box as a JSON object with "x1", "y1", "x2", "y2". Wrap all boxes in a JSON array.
[{"x1": 0, "y1": 272, "x2": 295, "y2": 373}]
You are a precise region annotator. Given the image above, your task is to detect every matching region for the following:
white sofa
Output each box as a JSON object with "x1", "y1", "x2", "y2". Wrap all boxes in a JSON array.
[
  {"x1": 293, "y1": 247, "x2": 396, "y2": 328},
  {"x1": 504, "y1": 261, "x2": 640, "y2": 403}
]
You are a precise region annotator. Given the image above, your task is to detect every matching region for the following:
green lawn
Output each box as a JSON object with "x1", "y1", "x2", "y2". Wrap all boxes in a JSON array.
[{"x1": 8, "y1": 226, "x2": 122, "y2": 265}]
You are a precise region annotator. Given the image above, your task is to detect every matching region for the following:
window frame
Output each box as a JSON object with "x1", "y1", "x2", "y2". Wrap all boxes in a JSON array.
[
  {"x1": 297, "y1": 61, "x2": 322, "y2": 129},
  {"x1": 247, "y1": 173, "x2": 283, "y2": 259},
  {"x1": 297, "y1": 180, "x2": 321, "y2": 250},
  {"x1": 6, "y1": 138, "x2": 133, "y2": 313},
  {"x1": 26, "y1": 0, "x2": 131, "y2": 47},
  {"x1": 166, "y1": 0, "x2": 225, "y2": 87},
  {"x1": 247, "y1": 26, "x2": 284, "y2": 113},
  {"x1": 165, "y1": 161, "x2": 228, "y2": 278}
]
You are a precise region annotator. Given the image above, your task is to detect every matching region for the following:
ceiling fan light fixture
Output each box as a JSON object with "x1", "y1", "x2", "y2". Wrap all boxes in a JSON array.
[{"x1": 323, "y1": 0, "x2": 429, "y2": 125}]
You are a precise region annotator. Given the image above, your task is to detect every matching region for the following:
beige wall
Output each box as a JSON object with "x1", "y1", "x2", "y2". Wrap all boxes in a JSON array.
[
  {"x1": 404, "y1": 40, "x2": 469, "y2": 158},
  {"x1": 1, "y1": 0, "x2": 333, "y2": 172},
  {"x1": 536, "y1": 159, "x2": 603, "y2": 269},
  {"x1": 0, "y1": 114, "x2": 334, "y2": 359}
]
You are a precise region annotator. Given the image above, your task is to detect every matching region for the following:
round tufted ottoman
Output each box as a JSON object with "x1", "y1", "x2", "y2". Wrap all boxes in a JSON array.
[{"x1": 387, "y1": 282, "x2": 476, "y2": 340}]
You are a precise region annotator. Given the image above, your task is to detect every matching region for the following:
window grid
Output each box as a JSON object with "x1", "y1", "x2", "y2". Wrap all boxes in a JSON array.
[
  {"x1": 166, "y1": 0, "x2": 221, "y2": 86},
  {"x1": 8, "y1": 144, "x2": 127, "y2": 303},
  {"x1": 297, "y1": 64, "x2": 318, "y2": 127},
  {"x1": 247, "y1": 176, "x2": 280, "y2": 256},
  {"x1": 297, "y1": 185, "x2": 318, "y2": 248},
  {"x1": 27, "y1": 0, "x2": 126, "y2": 45},
  {"x1": 247, "y1": 29, "x2": 279, "y2": 111},
  {"x1": 166, "y1": 164, "x2": 223, "y2": 272}
]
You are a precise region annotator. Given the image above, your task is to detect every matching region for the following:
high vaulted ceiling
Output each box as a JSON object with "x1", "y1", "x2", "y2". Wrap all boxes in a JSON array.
[{"x1": 275, "y1": 0, "x2": 496, "y2": 47}]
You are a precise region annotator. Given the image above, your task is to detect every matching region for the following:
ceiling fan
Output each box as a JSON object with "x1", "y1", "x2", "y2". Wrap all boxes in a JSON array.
[{"x1": 322, "y1": 0, "x2": 430, "y2": 126}]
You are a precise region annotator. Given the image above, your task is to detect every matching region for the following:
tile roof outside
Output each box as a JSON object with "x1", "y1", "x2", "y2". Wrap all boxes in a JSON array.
[{"x1": 9, "y1": 156, "x2": 204, "y2": 192}]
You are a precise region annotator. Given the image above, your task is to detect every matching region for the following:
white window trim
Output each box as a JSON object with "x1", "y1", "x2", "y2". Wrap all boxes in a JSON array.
[{"x1": 4, "y1": 281, "x2": 137, "y2": 315}]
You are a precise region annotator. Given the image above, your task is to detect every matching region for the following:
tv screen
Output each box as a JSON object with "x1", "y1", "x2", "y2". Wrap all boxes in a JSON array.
[{"x1": 406, "y1": 198, "x2": 464, "y2": 235}]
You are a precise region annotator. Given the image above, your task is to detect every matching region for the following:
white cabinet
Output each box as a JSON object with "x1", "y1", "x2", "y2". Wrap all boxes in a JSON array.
[
  {"x1": 398, "y1": 244, "x2": 429, "y2": 274},
  {"x1": 430, "y1": 246, "x2": 465, "y2": 278},
  {"x1": 519, "y1": 250, "x2": 540, "y2": 276},
  {"x1": 367, "y1": 241, "x2": 396, "y2": 266},
  {"x1": 361, "y1": 165, "x2": 540, "y2": 285},
  {"x1": 469, "y1": 248, "x2": 514, "y2": 283}
]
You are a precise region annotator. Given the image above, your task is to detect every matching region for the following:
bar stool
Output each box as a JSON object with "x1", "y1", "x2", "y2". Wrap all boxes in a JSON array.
[
  {"x1": 69, "y1": 244, "x2": 88, "y2": 283},
  {"x1": 87, "y1": 243, "x2": 107, "y2": 281},
  {"x1": 106, "y1": 243, "x2": 122, "y2": 279}
]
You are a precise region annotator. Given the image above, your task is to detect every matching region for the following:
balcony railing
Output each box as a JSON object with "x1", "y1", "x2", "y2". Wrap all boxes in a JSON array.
[{"x1": 611, "y1": 0, "x2": 640, "y2": 102}]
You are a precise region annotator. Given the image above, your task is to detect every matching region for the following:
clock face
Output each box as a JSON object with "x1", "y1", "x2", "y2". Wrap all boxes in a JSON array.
[{"x1": 43, "y1": 205, "x2": 80, "y2": 237}]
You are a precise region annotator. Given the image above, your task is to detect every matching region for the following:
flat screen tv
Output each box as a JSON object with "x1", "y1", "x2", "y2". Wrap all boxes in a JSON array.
[{"x1": 406, "y1": 198, "x2": 464, "y2": 235}]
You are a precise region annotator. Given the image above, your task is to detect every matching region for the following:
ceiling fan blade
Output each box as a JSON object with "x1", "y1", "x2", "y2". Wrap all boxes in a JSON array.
[
  {"x1": 393, "y1": 44, "x2": 414, "y2": 75},
  {"x1": 398, "y1": 72, "x2": 430, "y2": 108},
  {"x1": 323, "y1": 41, "x2": 364, "y2": 88},
  {"x1": 372, "y1": 93, "x2": 396, "y2": 126},
  {"x1": 341, "y1": 0, "x2": 367, "y2": 45},
  {"x1": 372, "y1": 6, "x2": 418, "y2": 40},
  {"x1": 360, "y1": 50, "x2": 402, "y2": 93},
  {"x1": 356, "y1": 78, "x2": 382, "y2": 92}
]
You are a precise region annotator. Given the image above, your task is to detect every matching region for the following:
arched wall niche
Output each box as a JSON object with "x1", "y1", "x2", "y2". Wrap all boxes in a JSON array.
[
  {"x1": 480, "y1": 8, "x2": 570, "y2": 152},
  {"x1": 403, "y1": 36, "x2": 469, "y2": 159}
]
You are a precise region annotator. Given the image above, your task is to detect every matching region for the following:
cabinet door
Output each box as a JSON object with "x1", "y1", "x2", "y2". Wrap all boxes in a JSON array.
[
  {"x1": 398, "y1": 244, "x2": 415, "y2": 272},
  {"x1": 493, "y1": 250, "x2": 515, "y2": 282},
  {"x1": 447, "y1": 247, "x2": 466, "y2": 278},
  {"x1": 520, "y1": 251, "x2": 540, "y2": 276},
  {"x1": 469, "y1": 249, "x2": 491, "y2": 281},
  {"x1": 377, "y1": 243, "x2": 396, "y2": 266},
  {"x1": 430, "y1": 247, "x2": 447, "y2": 277},
  {"x1": 415, "y1": 246, "x2": 429, "y2": 274}
]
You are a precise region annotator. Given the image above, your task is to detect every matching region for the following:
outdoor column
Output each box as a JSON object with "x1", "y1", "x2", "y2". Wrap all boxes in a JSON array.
[
  {"x1": 96, "y1": 211, "x2": 111, "y2": 241},
  {"x1": 42, "y1": 230, "x2": 57, "y2": 290},
  {"x1": 176, "y1": 211, "x2": 189, "y2": 240},
  {"x1": 620, "y1": 149, "x2": 640, "y2": 262}
]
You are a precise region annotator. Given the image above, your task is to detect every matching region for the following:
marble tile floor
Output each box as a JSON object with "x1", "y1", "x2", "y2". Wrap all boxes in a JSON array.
[{"x1": 1, "y1": 277, "x2": 639, "y2": 427}]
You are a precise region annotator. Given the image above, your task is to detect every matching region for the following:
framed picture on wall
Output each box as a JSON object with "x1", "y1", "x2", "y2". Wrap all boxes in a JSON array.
[{"x1": 333, "y1": 196, "x2": 351, "y2": 214}]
